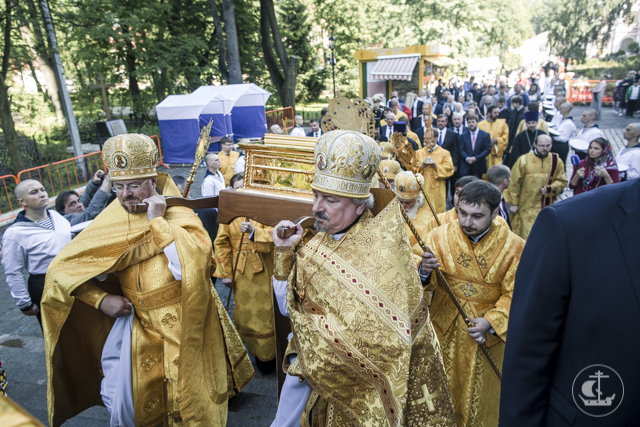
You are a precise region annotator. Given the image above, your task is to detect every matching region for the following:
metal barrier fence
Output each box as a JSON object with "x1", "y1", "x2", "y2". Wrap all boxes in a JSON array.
[
  {"x1": 0, "y1": 133, "x2": 168, "y2": 225},
  {"x1": 567, "y1": 80, "x2": 616, "y2": 105},
  {"x1": 266, "y1": 106, "x2": 295, "y2": 134}
]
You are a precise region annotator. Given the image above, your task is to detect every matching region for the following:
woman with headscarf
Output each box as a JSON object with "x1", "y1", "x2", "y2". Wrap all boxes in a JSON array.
[
  {"x1": 527, "y1": 83, "x2": 542, "y2": 103},
  {"x1": 569, "y1": 138, "x2": 620, "y2": 195}
]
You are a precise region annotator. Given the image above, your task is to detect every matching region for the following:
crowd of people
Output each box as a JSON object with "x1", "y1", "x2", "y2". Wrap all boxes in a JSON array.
[{"x1": 1, "y1": 71, "x2": 640, "y2": 426}]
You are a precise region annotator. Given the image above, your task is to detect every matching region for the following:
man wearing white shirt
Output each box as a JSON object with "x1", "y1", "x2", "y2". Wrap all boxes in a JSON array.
[
  {"x1": 549, "y1": 96, "x2": 566, "y2": 129},
  {"x1": 1, "y1": 179, "x2": 71, "y2": 325},
  {"x1": 573, "y1": 108, "x2": 605, "y2": 159},
  {"x1": 289, "y1": 115, "x2": 306, "y2": 137},
  {"x1": 551, "y1": 102, "x2": 577, "y2": 163},
  {"x1": 451, "y1": 112, "x2": 468, "y2": 137},
  {"x1": 617, "y1": 123, "x2": 640, "y2": 181},
  {"x1": 200, "y1": 153, "x2": 226, "y2": 197}
]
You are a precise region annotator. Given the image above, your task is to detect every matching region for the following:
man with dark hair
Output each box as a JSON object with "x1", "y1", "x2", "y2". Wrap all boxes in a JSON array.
[
  {"x1": 507, "y1": 84, "x2": 531, "y2": 108},
  {"x1": 478, "y1": 105, "x2": 509, "y2": 171},
  {"x1": 507, "y1": 96, "x2": 526, "y2": 145},
  {"x1": 306, "y1": 118, "x2": 322, "y2": 138},
  {"x1": 56, "y1": 171, "x2": 112, "y2": 226},
  {"x1": 423, "y1": 175, "x2": 480, "y2": 233},
  {"x1": 504, "y1": 134, "x2": 567, "y2": 240},
  {"x1": 218, "y1": 136, "x2": 239, "y2": 185},
  {"x1": 459, "y1": 115, "x2": 492, "y2": 178},
  {"x1": 420, "y1": 180, "x2": 525, "y2": 426},
  {"x1": 497, "y1": 97, "x2": 509, "y2": 120},
  {"x1": 487, "y1": 164, "x2": 512, "y2": 228}
]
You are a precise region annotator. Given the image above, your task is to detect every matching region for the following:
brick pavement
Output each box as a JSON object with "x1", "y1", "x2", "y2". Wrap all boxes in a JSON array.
[{"x1": 0, "y1": 104, "x2": 634, "y2": 425}]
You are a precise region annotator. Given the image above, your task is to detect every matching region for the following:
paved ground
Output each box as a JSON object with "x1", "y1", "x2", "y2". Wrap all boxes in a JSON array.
[{"x1": 0, "y1": 104, "x2": 634, "y2": 425}]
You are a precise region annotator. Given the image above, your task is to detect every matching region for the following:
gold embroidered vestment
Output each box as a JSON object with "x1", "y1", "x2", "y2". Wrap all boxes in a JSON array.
[
  {"x1": 426, "y1": 218, "x2": 525, "y2": 426},
  {"x1": 214, "y1": 219, "x2": 276, "y2": 361},
  {"x1": 286, "y1": 200, "x2": 455, "y2": 426},
  {"x1": 41, "y1": 174, "x2": 253, "y2": 427}
]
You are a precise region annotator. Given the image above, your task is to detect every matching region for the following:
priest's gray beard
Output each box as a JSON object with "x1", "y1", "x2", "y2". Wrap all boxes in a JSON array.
[{"x1": 404, "y1": 195, "x2": 425, "y2": 221}]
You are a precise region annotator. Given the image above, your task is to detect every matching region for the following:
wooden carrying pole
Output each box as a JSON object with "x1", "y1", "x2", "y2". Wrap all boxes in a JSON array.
[{"x1": 376, "y1": 168, "x2": 502, "y2": 381}]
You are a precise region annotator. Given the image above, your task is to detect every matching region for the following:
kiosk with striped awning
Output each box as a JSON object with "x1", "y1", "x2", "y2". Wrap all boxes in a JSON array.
[{"x1": 355, "y1": 44, "x2": 458, "y2": 100}]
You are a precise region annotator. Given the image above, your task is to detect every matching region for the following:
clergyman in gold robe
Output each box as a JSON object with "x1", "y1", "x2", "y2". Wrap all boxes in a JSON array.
[
  {"x1": 271, "y1": 130, "x2": 455, "y2": 426},
  {"x1": 214, "y1": 216, "x2": 277, "y2": 372},
  {"x1": 503, "y1": 134, "x2": 568, "y2": 240},
  {"x1": 41, "y1": 134, "x2": 253, "y2": 427},
  {"x1": 395, "y1": 170, "x2": 436, "y2": 248},
  {"x1": 420, "y1": 180, "x2": 525, "y2": 426},
  {"x1": 416, "y1": 129, "x2": 454, "y2": 214}
]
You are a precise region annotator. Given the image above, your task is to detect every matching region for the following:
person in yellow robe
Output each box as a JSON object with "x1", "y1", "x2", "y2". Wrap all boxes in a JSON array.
[
  {"x1": 271, "y1": 129, "x2": 455, "y2": 426},
  {"x1": 395, "y1": 170, "x2": 436, "y2": 247},
  {"x1": 214, "y1": 217, "x2": 276, "y2": 372},
  {"x1": 504, "y1": 135, "x2": 568, "y2": 240},
  {"x1": 420, "y1": 180, "x2": 525, "y2": 427},
  {"x1": 41, "y1": 134, "x2": 253, "y2": 427},
  {"x1": 416, "y1": 130, "x2": 454, "y2": 214},
  {"x1": 478, "y1": 105, "x2": 509, "y2": 171},
  {"x1": 219, "y1": 136, "x2": 240, "y2": 185}
]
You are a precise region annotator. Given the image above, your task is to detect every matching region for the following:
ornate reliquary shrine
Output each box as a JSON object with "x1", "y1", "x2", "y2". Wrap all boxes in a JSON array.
[{"x1": 239, "y1": 134, "x2": 318, "y2": 199}]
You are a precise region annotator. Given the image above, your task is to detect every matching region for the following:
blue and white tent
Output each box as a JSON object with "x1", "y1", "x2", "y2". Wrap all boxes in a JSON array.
[{"x1": 155, "y1": 84, "x2": 271, "y2": 163}]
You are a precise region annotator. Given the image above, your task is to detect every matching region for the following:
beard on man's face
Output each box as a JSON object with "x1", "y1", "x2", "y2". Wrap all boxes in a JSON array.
[
  {"x1": 314, "y1": 211, "x2": 330, "y2": 232},
  {"x1": 404, "y1": 202, "x2": 419, "y2": 221},
  {"x1": 119, "y1": 194, "x2": 143, "y2": 213}
]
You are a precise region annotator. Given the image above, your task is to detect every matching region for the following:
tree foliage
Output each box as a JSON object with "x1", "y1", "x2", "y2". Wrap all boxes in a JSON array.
[{"x1": 534, "y1": 0, "x2": 633, "y2": 64}]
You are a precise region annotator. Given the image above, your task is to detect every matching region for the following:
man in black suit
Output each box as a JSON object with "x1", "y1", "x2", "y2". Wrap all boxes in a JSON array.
[
  {"x1": 306, "y1": 118, "x2": 322, "y2": 138},
  {"x1": 450, "y1": 112, "x2": 467, "y2": 138},
  {"x1": 378, "y1": 111, "x2": 396, "y2": 142},
  {"x1": 497, "y1": 97, "x2": 510, "y2": 120},
  {"x1": 410, "y1": 96, "x2": 424, "y2": 125},
  {"x1": 500, "y1": 180, "x2": 640, "y2": 426},
  {"x1": 434, "y1": 114, "x2": 460, "y2": 174},
  {"x1": 459, "y1": 114, "x2": 492, "y2": 178}
]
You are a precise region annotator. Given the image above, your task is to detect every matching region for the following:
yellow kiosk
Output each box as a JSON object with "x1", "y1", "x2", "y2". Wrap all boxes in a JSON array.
[{"x1": 355, "y1": 44, "x2": 457, "y2": 99}]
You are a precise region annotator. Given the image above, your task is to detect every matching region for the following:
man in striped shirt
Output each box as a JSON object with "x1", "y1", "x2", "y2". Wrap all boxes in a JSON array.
[{"x1": 1, "y1": 179, "x2": 71, "y2": 325}]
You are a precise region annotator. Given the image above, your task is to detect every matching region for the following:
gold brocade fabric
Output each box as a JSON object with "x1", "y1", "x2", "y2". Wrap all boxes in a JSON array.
[
  {"x1": 0, "y1": 396, "x2": 44, "y2": 427},
  {"x1": 425, "y1": 219, "x2": 525, "y2": 427},
  {"x1": 213, "y1": 219, "x2": 276, "y2": 361},
  {"x1": 286, "y1": 200, "x2": 455, "y2": 427},
  {"x1": 478, "y1": 118, "x2": 509, "y2": 170},
  {"x1": 503, "y1": 151, "x2": 567, "y2": 240},
  {"x1": 406, "y1": 204, "x2": 436, "y2": 250},
  {"x1": 415, "y1": 146, "x2": 454, "y2": 214},
  {"x1": 41, "y1": 173, "x2": 254, "y2": 427},
  {"x1": 219, "y1": 150, "x2": 240, "y2": 185}
]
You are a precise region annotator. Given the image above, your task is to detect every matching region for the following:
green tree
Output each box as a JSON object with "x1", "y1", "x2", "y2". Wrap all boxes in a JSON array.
[{"x1": 534, "y1": 0, "x2": 633, "y2": 64}]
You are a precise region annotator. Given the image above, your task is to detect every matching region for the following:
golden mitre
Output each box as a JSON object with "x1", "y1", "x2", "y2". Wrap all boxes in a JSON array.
[
  {"x1": 379, "y1": 158, "x2": 401, "y2": 181},
  {"x1": 394, "y1": 170, "x2": 424, "y2": 200},
  {"x1": 379, "y1": 141, "x2": 395, "y2": 160},
  {"x1": 312, "y1": 130, "x2": 380, "y2": 199},
  {"x1": 102, "y1": 134, "x2": 159, "y2": 181}
]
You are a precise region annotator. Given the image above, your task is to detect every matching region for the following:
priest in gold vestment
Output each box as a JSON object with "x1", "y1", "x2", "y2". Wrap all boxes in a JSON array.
[
  {"x1": 214, "y1": 218, "x2": 276, "y2": 367},
  {"x1": 420, "y1": 181, "x2": 525, "y2": 427},
  {"x1": 416, "y1": 131, "x2": 454, "y2": 214},
  {"x1": 395, "y1": 171, "x2": 436, "y2": 248},
  {"x1": 41, "y1": 134, "x2": 253, "y2": 427},
  {"x1": 504, "y1": 135, "x2": 567, "y2": 240},
  {"x1": 271, "y1": 130, "x2": 455, "y2": 426},
  {"x1": 477, "y1": 106, "x2": 509, "y2": 171},
  {"x1": 424, "y1": 175, "x2": 480, "y2": 232}
]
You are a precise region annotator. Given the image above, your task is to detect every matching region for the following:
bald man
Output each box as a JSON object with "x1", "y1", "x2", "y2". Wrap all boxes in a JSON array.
[
  {"x1": 201, "y1": 153, "x2": 226, "y2": 197},
  {"x1": 1, "y1": 180, "x2": 71, "y2": 325},
  {"x1": 574, "y1": 108, "x2": 605, "y2": 159},
  {"x1": 617, "y1": 123, "x2": 640, "y2": 181},
  {"x1": 270, "y1": 124, "x2": 283, "y2": 134},
  {"x1": 290, "y1": 115, "x2": 306, "y2": 137},
  {"x1": 551, "y1": 102, "x2": 576, "y2": 163}
]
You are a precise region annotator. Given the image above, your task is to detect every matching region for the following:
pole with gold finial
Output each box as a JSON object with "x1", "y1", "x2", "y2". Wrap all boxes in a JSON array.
[{"x1": 183, "y1": 118, "x2": 214, "y2": 198}]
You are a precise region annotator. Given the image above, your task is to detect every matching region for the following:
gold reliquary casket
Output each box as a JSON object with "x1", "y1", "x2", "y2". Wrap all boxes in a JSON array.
[
  {"x1": 241, "y1": 134, "x2": 317, "y2": 196},
  {"x1": 217, "y1": 134, "x2": 318, "y2": 226}
]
